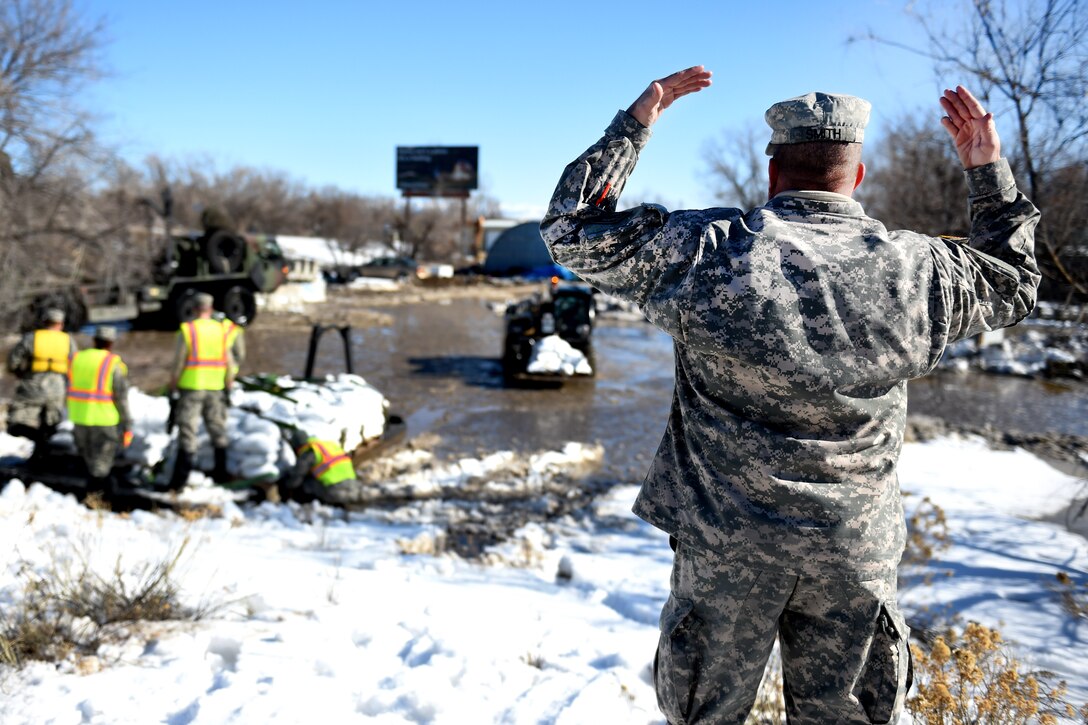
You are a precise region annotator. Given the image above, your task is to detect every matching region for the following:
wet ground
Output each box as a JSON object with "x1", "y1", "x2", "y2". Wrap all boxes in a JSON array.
[{"x1": 4, "y1": 282, "x2": 1087, "y2": 486}]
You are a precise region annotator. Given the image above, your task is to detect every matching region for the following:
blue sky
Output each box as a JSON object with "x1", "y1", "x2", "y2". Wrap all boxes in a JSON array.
[{"x1": 85, "y1": 0, "x2": 957, "y2": 219}]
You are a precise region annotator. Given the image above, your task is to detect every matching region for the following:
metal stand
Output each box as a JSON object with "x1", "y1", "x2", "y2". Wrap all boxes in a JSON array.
[{"x1": 303, "y1": 324, "x2": 354, "y2": 379}]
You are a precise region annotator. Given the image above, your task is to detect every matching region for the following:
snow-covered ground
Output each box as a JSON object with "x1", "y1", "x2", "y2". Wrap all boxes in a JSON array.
[{"x1": 1, "y1": 411, "x2": 1086, "y2": 721}]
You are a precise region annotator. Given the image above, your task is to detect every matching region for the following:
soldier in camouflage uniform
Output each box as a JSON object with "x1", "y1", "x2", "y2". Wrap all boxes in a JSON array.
[
  {"x1": 540, "y1": 67, "x2": 1039, "y2": 724},
  {"x1": 67, "y1": 326, "x2": 132, "y2": 494},
  {"x1": 6, "y1": 308, "x2": 78, "y2": 460},
  {"x1": 168, "y1": 292, "x2": 237, "y2": 489},
  {"x1": 279, "y1": 429, "x2": 367, "y2": 506}
]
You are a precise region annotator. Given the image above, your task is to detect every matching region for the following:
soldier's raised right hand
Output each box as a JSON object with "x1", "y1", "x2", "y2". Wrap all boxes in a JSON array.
[{"x1": 626, "y1": 65, "x2": 713, "y2": 128}]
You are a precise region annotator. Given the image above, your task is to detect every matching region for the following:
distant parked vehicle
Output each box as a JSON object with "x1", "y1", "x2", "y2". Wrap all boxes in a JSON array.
[{"x1": 357, "y1": 257, "x2": 421, "y2": 281}]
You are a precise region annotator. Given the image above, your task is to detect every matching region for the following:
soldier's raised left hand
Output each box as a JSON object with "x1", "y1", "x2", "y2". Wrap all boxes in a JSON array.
[{"x1": 939, "y1": 85, "x2": 1001, "y2": 169}]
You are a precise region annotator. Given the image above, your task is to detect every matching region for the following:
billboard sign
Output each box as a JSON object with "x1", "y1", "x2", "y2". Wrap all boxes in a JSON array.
[{"x1": 396, "y1": 146, "x2": 478, "y2": 196}]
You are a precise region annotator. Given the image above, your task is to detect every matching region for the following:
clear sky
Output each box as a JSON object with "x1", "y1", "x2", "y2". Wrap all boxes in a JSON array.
[{"x1": 84, "y1": 0, "x2": 959, "y2": 220}]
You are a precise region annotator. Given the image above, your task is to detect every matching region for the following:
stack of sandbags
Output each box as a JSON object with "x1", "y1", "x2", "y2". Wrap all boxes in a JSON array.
[{"x1": 526, "y1": 335, "x2": 593, "y2": 376}]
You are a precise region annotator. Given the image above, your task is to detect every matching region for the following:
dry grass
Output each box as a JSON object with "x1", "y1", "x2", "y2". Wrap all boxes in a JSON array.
[
  {"x1": 1051, "y1": 571, "x2": 1088, "y2": 622},
  {"x1": 0, "y1": 536, "x2": 213, "y2": 669}
]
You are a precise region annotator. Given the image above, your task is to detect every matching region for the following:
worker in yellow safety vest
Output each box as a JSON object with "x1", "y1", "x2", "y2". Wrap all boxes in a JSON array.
[
  {"x1": 6, "y1": 307, "x2": 78, "y2": 461},
  {"x1": 167, "y1": 292, "x2": 238, "y2": 490},
  {"x1": 66, "y1": 326, "x2": 132, "y2": 494},
  {"x1": 217, "y1": 312, "x2": 246, "y2": 379},
  {"x1": 279, "y1": 431, "x2": 367, "y2": 505}
]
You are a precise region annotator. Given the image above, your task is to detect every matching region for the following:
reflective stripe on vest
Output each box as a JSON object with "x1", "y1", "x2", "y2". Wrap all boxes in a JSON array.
[
  {"x1": 31, "y1": 329, "x2": 71, "y2": 374},
  {"x1": 178, "y1": 318, "x2": 228, "y2": 390},
  {"x1": 67, "y1": 349, "x2": 121, "y2": 426},
  {"x1": 297, "y1": 439, "x2": 355, "y2": 486}
]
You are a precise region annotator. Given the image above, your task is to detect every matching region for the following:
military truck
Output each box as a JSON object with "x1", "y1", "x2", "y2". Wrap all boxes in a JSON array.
[
  {"x1": 23, "y1": 192, "x2": 288, "y2": 332},
  {"x1": 501, "y1": 280, "x2": 596, "y2": 384}
]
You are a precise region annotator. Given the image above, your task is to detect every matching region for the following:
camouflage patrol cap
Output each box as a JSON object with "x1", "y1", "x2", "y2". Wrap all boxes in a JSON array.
[
  {"x1": 93, "y1": 325, "x2": 117, "y2": 342},
  {"x1": 194, "y1": 292, "x2": 215, "y2": 309},
  {"x1": 764, "y1": 92, "x2": 871, "y2": 155},
  {"x1": 44, "y1": 308, "x2": 65, "y2": 323}
]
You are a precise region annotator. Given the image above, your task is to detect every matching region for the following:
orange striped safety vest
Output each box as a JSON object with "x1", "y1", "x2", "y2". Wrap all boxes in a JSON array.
[
  {"x1": 297, "y1": 438, "x2": 356, "y2": 486},
  {"x1": 67, "y1": 349, "x2": 124, "y2": 426},
  {"x1": 178, "y1": 318, "x2": 229, "y2": 391}
]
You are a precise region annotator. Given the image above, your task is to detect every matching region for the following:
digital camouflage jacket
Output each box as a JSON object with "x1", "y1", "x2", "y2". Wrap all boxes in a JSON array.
[{"x1": 541, "y1": 111, "x2": 1040, "y2": 579}]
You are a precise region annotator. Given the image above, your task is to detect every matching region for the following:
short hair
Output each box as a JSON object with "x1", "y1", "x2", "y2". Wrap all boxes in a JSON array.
[{"x1": 771, "y1": 141, "x2": 862, "y2": 191}]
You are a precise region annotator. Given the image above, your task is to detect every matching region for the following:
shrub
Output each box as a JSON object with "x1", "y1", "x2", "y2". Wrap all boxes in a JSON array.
[
  {"x1": 901, "y1": 494, "x2": 951, "y2": 570},
  {"x1": 906, "y1": 622, "x2": 1081, "y2": 724},
  {"x1": 746, "y1": 647, "x2": 785, "y2": 724}
]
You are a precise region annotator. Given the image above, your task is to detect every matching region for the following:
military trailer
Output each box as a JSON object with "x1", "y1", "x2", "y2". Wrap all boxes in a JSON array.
[
  {"x1": 22, "y1": 193, "x2": 288, "y2": 332},
  {"x1": 501, "y1": 281, "x2": 596, "y2": 384},
  {"x1": 139, "y1": 229, "x2": 288, "y2": 327}
]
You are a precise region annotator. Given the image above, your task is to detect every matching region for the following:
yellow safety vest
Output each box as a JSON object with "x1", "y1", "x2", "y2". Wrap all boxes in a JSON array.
[
  {"x1": 31, "y1": 329, "x2": 71, "y2": 374},
  {"x1": 223, "y1": 319, "x2": 242, "y2": 377},
  {"x1": 297, "y1": 439, "x2": 356, "y2": 486},
  {"x1": 178, "y1": 318, "x2": 229, "y2": 391},
  {"x1": 67, "y1": 349, "x2": 124, "y2": 426}
]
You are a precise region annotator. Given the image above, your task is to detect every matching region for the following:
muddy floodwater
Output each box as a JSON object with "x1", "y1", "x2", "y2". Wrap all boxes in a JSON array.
[{"x1": 5, "y1": 285, "x2": 1087, "y2": 483}]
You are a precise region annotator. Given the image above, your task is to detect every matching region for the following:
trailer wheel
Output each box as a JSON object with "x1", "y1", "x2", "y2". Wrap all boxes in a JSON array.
[
  {"x1": 221, "y1": 286, "x2": 256, "y2": 327},
  {"x1": 24, "y1": 290, "x2": 88, "y2": 333},
  {"x1": 173, "y1": 289, "x2": 202, "y2": 324},
  {"x1": 206, "y1": 231, "x2": 246, "y2": 274}
]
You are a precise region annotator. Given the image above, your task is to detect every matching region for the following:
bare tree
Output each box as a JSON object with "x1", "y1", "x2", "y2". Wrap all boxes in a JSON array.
[
  {"x1": 702, "y1": 122, "x2": 769, "y2": 209},
  {"x1": 858, "y1": 0, "x2": 1088, "y2": 300},
  {"x1": 858, "y1": 114, "x2": 969, "y2": 236},
  {"x1": 0, "y1": 0, "x2": 109, "y2": 325}
]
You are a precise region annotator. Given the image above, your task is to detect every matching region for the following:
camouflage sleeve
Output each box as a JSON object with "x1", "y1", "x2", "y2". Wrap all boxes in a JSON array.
[
  {"x1": 927, "y1": 158, "x2": 1040, "y2": 346},
  {"x1": 170, "y1": 333, "x2": 187, "y2": 385},
  {"x1": 540, "y1": 112, "x2": 701, "y2": 318},
  {"x1": 282, "y1": 448, "x2": 313, "y2": 490},
  {"x1": 113, "y1": 366, "x2": 132, "y2": 431},
  {"x1": 7, "y1": 334, "x2": 33, "y2": 375},
  {"x1": 232, "y1": 331, "x2": 246, "y2": 369},
  {"x1": 226, "y1": 344, "x2": 238, "y2": 385}
]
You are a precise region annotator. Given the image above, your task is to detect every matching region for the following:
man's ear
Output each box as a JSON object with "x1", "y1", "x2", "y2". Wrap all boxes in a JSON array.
[
  {"x1": 768, "y1": 158, "x2": 779, "y2": 199},
  {"x1": 853, "y1": 161, "x2": 866, "y2": 191}
]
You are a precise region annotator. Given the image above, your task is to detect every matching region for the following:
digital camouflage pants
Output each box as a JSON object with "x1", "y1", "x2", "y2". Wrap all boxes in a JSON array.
[
  {"x1": 73, "y1": 424, "x2": 121, "y2": 479},
  {"x1": 655, "y1": 540, "x2": 911, "y2": 725},
  {"x1": 175, "y1": 389, "x2": 229, "y2": 454},
  {"x1": 6, "y1": 372, "x2": 66, "y2": 439}
]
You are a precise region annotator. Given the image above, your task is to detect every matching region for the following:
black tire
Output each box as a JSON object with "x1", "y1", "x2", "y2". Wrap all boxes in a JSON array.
[
  {"x1": 173, "y1": 288, "x2": 202, "y2": 324},
  {"x1": 221, "y1": 286, "x2": 257, "y2": 327},
  {"x1": 206, "y1": 230, "x2": 246, "y2": 274},
  {"x1": 24, "y1": 290, "x2": 88, "y2": 333}
]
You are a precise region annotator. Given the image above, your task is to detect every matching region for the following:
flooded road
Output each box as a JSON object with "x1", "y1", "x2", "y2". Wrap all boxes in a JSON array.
[
  {"x1": 5, "y1": 287, "x2": 1086, "y2": 482},
  {"x1": 249, "y1": 292, "x2": 1088, "y2": 476}
]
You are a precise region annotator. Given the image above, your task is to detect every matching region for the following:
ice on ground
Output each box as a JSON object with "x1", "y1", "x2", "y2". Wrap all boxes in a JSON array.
[
  {"x1": 527, "y1": 335, "x2": 593, "y2": 376},
  {"x1": 940, "y1": 328, "x2": 1086, "y2": 376},
  {"x1": 348, "y1": 276, "x2": 399, "y2": 290}
]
